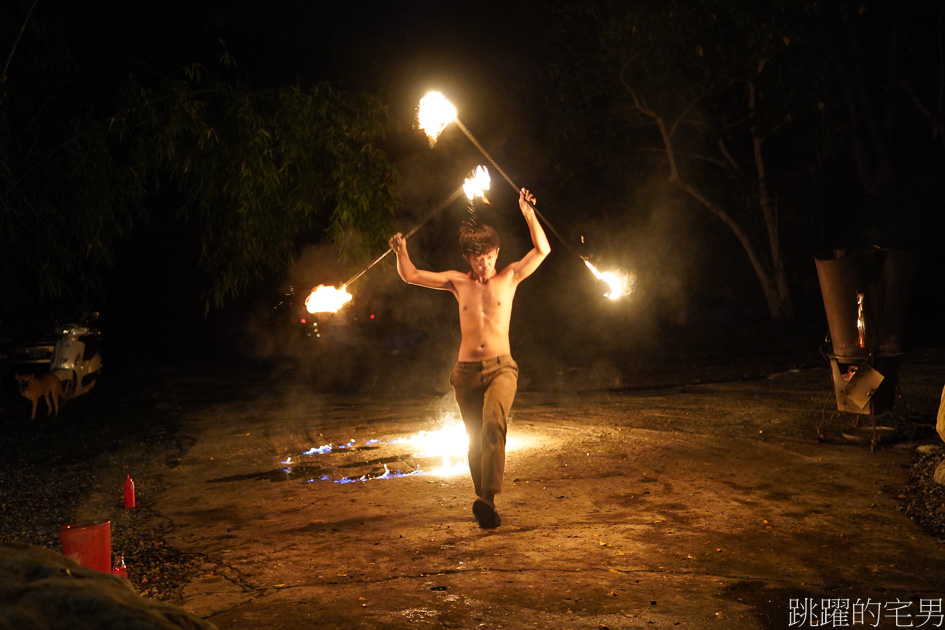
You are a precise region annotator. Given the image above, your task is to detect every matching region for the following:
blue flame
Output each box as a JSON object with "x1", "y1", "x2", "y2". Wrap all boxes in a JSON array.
[
  {"x1": 302, "y1": 444, "x2": 333, "y2": 455},
  {"x1": 307, "y1": 466, "x2": 425, "y2": 484}
]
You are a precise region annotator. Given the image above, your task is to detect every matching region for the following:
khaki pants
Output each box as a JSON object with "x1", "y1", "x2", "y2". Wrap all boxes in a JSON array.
[{"x1": 450, "y1": 355, "x2": 519, "y2": 497}]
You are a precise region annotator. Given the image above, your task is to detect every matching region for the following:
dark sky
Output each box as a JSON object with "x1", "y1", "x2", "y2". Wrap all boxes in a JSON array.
[{"x1": 103, "y1": 0, "x2": 547, "y2": 123}]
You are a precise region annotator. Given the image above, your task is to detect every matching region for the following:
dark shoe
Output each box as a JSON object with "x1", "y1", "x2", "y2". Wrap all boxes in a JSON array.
[{"x1": 473, "y1": 498, "x2": 501, "y2": 529}]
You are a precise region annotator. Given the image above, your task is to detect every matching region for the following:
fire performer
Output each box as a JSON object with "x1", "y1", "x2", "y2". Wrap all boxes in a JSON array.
[{"x1": 389, "y1": 188, "x2": 550, "y2": 528}]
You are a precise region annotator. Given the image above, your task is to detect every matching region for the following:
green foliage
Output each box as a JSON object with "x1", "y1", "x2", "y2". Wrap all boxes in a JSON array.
[
  {"x1": 1, "y1": 0, "x2": 399, "y2": 317},
  {"x1": 0, "y1": 1, "x2": 149, "y2": 317},
  {"x1": 113, "y1": 70, "x2": 399, "y2": 308}
]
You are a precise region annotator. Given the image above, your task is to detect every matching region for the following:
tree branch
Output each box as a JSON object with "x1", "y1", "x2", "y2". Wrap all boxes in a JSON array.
[
  {"x1": 717, "y1": 140, "x2": 743, "y2": 176},
  {"x1": 670, "y1": 91, "x2": 707, "y2": 139},
  {"x1": 899, "y1": 78, "x2": 945, "y2": 144},
  {"x1": 2, "y1": 0, "x2": 40, "y2": 84}
]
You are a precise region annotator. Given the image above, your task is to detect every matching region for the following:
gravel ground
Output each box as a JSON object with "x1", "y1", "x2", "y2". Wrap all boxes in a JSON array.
[
  {"x1": 899, "y1": 448, "x2": 945, "y2": 542},
  {"x1": 0, "y1": 381, "x2": 203, "y2": 603}
]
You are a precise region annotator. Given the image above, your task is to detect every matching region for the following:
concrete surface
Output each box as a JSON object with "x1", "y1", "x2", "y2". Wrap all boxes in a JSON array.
[{"x1": 142, "y1": 348, "x2": 945, "y2": 629}]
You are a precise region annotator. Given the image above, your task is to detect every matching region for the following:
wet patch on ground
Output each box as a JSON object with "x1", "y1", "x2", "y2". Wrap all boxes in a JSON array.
[{"x1": 207, "y1": 465, "x2": 331, "y2": 483}]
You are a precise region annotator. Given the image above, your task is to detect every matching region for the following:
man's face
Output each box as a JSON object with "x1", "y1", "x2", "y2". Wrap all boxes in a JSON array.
[{"x1": 464, "y1": 248, "x2": 499, "y2": 279}]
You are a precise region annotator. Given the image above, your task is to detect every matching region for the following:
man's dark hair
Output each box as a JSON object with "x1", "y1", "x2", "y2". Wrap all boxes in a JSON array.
[{"x1": 459, "y1": 222, "x2": 500, "y2": 255}]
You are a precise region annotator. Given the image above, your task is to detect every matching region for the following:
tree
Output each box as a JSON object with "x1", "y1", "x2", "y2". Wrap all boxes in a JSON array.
[
  {"x1": 112, "y1": 64, "x2": 399, "y2": 309},
  {"x1": 1, "y1": 0, "x2": 399, "y2": 317},
  {"x1": 1, "y1": 0, "x2": 149, "y2": 317},
  {"x1": 547, "y1": 0, "x2": 830, "y2": 321}
]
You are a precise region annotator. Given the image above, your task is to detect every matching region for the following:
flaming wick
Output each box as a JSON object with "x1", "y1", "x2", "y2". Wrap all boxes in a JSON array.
[
  {"x1": 462, "y1": 164, "x2": 491, "y2": 229},
  {"x1": 417, "y1": 92, "x2": 457, "y2": 146},
  {"x1": 583, "y1": 258, "x2": 633, "y2": 300},
  {"x1": 304, "y1": 284, "x2": 353, "y2": 313},
  {"x1": 463, "y1": 165, "x2": 491, "y2": 201}
]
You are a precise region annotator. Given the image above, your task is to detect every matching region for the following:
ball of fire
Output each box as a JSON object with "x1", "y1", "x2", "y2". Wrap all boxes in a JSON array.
[
  {"x1": 304, "y1": 284, "x2": 353, "y2": 314},
  {"x1": 463, "y1": 165, "x2": 491, "y2": 200},
  {"x1": 583, "y1": 259, "x2": 634, "y2": 300},
  {"x1": 417, "y1": 91, "x2": 457, "y2": 145}
]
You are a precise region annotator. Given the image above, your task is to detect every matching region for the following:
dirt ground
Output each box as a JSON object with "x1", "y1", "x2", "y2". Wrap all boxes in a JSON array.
[{"x1": 3, "y1": 346, "x2": 945, "y2": 629}]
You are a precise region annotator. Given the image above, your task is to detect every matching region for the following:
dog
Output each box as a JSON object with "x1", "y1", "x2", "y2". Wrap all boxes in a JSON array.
[{"x1": 14, "y1": 373, "x2": 62, "y2": 420}]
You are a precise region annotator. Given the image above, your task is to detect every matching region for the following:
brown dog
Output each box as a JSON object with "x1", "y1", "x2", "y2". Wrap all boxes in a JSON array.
[{"x1": 15, "y1": 373, "x2": 62, "y2": 420}]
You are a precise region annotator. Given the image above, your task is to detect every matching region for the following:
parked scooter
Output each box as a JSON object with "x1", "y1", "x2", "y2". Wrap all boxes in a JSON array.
[
  {"x1": 0, "y1": 312, "x2": 102, "y2": 401},
  {"x1": 51, "y1": 320, "x2": 102, "y2": 399}
]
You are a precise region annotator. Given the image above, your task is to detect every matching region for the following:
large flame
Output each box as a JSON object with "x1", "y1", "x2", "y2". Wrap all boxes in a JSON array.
[
  {"x1": 304, "y1": 284, "x2": 353, "y2": 313},
  {"x1": 400, "y1": 414, "x2": 528, "y2": 477},
  {"x1": 418, "y1": 92, "x2": 457, "y2": 145},
  {"x1": 463, "y1": 165, "x2": 491, "y2": 200},
  {"x1": 406, "y1": 416, "x2": 469, "y2": 476},
  {"x1": 295, "y1": 413, "x2": 531, "y2": 481},
  {"x1": 584, "y1": 260, "x2": 633, "y2": 300}
]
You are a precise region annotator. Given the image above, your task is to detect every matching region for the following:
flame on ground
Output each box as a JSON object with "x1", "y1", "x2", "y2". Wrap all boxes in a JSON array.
[
  {"x1": 305, "y1": 284, "x2": 353, "y2": 314},
  {"x1": 463, "y1": 165, "x2": 491, "y2": 201},
  {"x1": 296, "y1": 413, "x2": 530, "y2": 481},
  {"x1": 406, "y1": 416, "x2": 470, "y2": 476},
  {"x1": 584, "y1": 259, "x2": 634, "y2": 300},
  {"x1": 418, "y1": 92, "x2": 457, "y2": 145},
  {"x1": 332, "y1": 465, "x2": 424, "y2": 484}
]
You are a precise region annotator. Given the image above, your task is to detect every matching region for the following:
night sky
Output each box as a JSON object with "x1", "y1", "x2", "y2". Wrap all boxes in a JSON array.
[{"x1": 103, "y1": 1, "x2": 546, "y2": 119}]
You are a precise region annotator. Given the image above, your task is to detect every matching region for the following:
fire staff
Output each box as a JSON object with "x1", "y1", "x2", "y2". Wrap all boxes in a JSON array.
[{"x1": 389, "y1": 188, "x2": 550, "y2": 529}]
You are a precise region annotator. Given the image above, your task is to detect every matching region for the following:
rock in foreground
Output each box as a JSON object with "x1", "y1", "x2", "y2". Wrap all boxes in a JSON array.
[{"x1": 0, "y1": 543, "x2": 215, "y2": 630}]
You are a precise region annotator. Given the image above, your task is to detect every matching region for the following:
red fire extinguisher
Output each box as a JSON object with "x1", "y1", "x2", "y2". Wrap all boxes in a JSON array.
[{"x1": 123, "y1": 474, "x2": 135, "y2": 508}]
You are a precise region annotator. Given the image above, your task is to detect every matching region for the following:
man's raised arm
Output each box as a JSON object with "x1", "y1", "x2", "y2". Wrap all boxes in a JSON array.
[
  {"x1": 389, "y1": 232, "x2": 460, "y2": 291},
  {"x1": 510, "y1": 188, "x2": 551, "y2": 282}
]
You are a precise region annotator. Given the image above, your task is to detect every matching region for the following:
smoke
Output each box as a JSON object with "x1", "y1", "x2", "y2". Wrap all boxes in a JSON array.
[
  {"x1": 233, "y1": 150, "x2": 750, "y2": 395},
  {"x1": 234, "y1": 145, "x2": 519, "y2": 397},
  {"x1": 237, "y1": 233, "x2": 463, "y2": 397},
  {"x1": 508, "y1": 171, "x2": 725, "y2": 387}
]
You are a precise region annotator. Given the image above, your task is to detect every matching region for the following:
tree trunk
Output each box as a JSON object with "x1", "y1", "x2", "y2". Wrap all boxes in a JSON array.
[
  {"x1": 647, "y1": 101, "x2": 793, "y2": 321},
  {"x1": 749, "y1": 72, "x2": 794, "y2": 320}
]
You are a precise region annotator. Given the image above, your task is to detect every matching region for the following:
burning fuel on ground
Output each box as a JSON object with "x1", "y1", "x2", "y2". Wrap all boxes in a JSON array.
[{"x1": 283, "y1": 415, "x2": 530, "y2": 485}]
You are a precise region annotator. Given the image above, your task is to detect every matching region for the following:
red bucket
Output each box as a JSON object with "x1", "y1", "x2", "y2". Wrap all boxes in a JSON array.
[{"x1": 59, "y1": 521, "x2": 111, "y2": 573}]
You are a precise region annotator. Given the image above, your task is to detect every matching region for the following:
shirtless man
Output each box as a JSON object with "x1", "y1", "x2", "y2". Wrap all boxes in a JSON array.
[{"x1": 389, "y1": 188, "x2": 550, "y2": 528}]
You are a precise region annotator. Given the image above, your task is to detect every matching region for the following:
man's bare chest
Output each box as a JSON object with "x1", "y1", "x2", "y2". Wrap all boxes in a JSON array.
[{"x1": 456, "y1": 276, "x2": 515, "y2": 316}]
